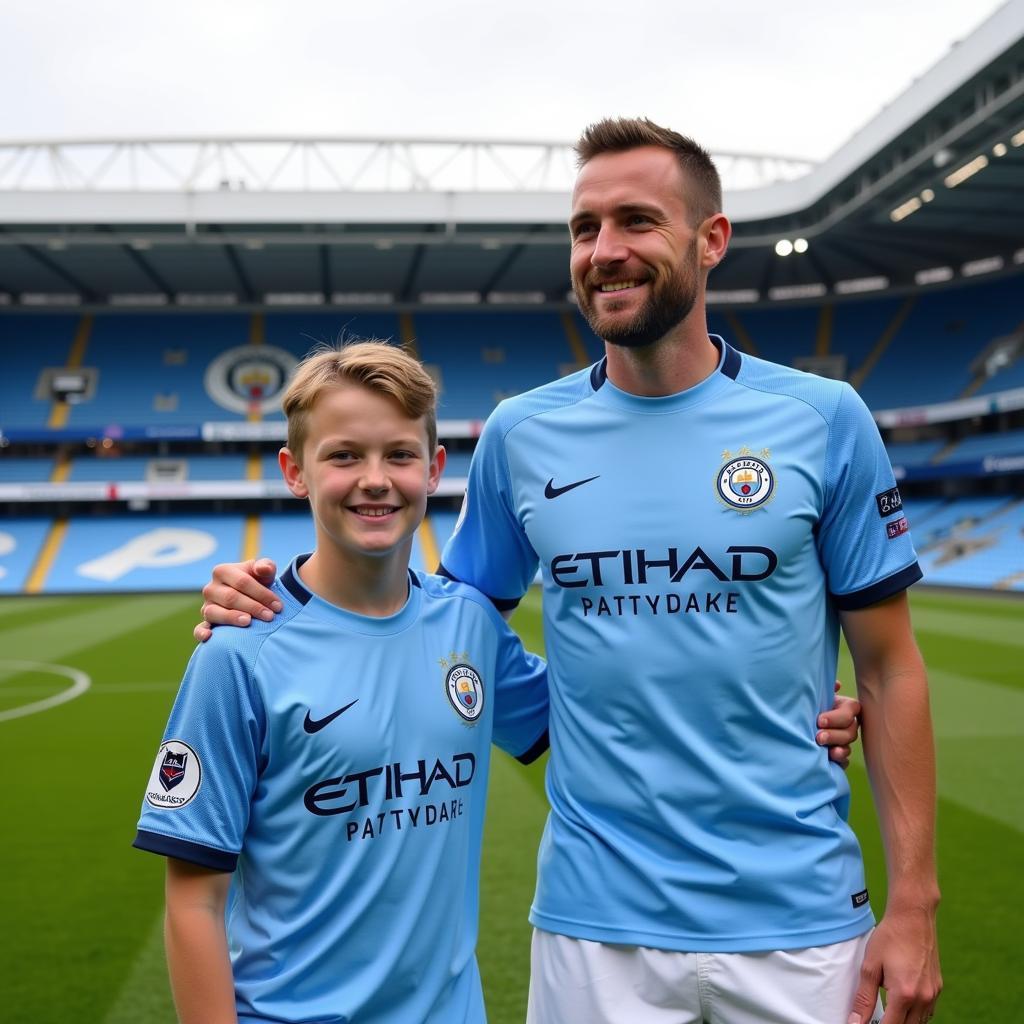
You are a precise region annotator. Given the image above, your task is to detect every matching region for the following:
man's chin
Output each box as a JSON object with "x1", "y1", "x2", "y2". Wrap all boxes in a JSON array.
[{"x1": 588, "y1": 313, "x2": 672, "y2": 350}]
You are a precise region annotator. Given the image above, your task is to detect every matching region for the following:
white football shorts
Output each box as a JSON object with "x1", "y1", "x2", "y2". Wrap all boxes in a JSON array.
[{"x1": 525, "y1": 928, "x2": 884, "y2": 1024}]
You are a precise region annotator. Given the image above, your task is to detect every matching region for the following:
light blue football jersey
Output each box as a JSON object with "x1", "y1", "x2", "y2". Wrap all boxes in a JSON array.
[
  {"x1": 441, "y1": 337, "x2": 921, "y2": 953},
  {"x1": 135, "y1": 559, "x2": 548, "y2": 1024}
]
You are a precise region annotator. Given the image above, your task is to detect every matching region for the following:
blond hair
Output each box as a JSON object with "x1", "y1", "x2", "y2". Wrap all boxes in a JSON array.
[
  {"x1": 283, "y1": 341, "x2": 437, "y2": 463},
  {"x1": 575, "y1": 117, "x2": 722, "y2": 225}
]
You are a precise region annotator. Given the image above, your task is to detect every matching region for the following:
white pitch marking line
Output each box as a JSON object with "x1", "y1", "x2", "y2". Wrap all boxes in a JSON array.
[{"x1": 0, "y1": 660, "x2": 92, "y2": 723}]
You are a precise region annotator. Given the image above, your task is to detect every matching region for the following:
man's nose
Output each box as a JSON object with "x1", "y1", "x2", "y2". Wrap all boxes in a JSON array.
[{"x1": 591, "y1": 224, "x2": 629, "y2": 267}]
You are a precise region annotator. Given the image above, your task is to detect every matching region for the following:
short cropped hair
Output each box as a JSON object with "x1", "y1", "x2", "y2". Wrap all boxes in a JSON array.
[
  {"x1": 574, "y1": 117, "x2": 722, "y2": 225},
  {"x1": 283, "y1": 341, "x2": 437, "y2": 463}
]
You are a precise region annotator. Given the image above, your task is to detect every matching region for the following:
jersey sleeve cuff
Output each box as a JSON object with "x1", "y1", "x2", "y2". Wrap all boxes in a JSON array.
[
  {"x1": 133, "y1": 829, "x2": 238, "y2": 872},
  {"x1": 436, "y1": 563, "x2": 522, "y2": 612},
  {"x1": 830, "y1": 561, "x2": 923, "y2": 611},
  {"x1": 515, "y1": 729, "x2": 550, "y2": 765}
]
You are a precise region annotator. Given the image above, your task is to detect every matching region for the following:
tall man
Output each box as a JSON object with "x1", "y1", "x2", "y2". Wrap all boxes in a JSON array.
[{"x1": 199, "y1": 118, "x2": 941, "y2": 1024}]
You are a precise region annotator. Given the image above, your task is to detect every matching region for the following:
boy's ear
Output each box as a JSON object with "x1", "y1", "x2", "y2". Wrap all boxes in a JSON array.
[
  {"x1": 279, "y1": 447, "x2": 308, "y2": 499},
  {"x1": 427, "y1": 444, "x2": 446, "y2": 496}
]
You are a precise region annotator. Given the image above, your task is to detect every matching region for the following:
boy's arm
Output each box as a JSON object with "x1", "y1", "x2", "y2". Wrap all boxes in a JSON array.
[
  {"x1": 840, "y1": 593, "x2": 942, "y2": 1024},
  {"x1": 165, "y1": 859, "x2": 236, "y2": 1024}
]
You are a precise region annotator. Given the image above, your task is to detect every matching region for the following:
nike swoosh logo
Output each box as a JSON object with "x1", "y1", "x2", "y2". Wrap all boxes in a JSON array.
[
  {"x1": 303, "y1": 699, "x2": 359, "y2": 734},
  {"x1": 545, "y1": 475, "x2": 600, "y2": 499}
]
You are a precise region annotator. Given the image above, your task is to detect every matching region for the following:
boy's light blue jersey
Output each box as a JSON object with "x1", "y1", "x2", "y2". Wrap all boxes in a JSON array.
[
  {"x1": 135, "y1": 560, "x2": 548, "y2": 1024},
  {"x1": 441, "y1": 338, "x2": 921, "y2": 953}
]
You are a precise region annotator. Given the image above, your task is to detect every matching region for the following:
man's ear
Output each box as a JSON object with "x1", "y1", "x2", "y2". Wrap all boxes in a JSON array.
[
  {"x1": 279, "y1": 447, "x2": 308, "y2": 499},
  {"x1": 427, "y1": 444, "x2": 447, "y2": 496},
  {"x1": 700, "y1": 212, "x2": 732, "y2": 271}
]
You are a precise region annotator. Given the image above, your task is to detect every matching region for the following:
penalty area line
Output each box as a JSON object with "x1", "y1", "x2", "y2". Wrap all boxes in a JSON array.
[{"x1": 0, "y1": 660, "x2": 92, "y2": 723}]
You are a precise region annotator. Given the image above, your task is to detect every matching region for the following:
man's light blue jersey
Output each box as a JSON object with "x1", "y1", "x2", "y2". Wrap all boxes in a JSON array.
[
  {"x1": 135, "y1": 559, "x2": 548, "y2": 1024},
  {"x1": 441, "y1": 337, "x2": 921, "y2": 953}
]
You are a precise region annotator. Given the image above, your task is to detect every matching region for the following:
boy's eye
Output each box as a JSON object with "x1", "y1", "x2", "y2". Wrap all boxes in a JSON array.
[
  {"x1": 390, "y1": 450, "x2": 417, "y2": 461},
  {"x1": 330, "y1": 451, "x2": 356, "y2": 461}
]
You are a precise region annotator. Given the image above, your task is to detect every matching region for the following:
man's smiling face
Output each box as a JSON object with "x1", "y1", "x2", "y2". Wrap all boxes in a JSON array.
[{"x1": 569, "y1": 146, "x2": 703, "y2": 350}]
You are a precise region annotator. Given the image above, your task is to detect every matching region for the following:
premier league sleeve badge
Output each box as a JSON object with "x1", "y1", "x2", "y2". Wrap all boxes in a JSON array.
[{"x1": 145, "y1": 740, "x2": 202, "y2": 809}]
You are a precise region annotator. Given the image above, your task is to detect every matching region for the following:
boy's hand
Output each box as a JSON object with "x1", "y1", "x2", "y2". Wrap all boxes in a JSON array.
[
  {"x1": 817, "y1": 681, "x2": 861, "y2": 769},
  {"x1": 194, "y1": 558, "x2": 281, "y2": 642}
]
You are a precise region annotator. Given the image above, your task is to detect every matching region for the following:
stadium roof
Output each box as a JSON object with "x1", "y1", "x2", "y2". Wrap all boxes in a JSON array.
[{"x1": 0, "y1": 0, "x2": 1022, "y2": 309}]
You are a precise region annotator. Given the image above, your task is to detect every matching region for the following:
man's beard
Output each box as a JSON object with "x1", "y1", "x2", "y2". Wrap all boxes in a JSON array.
[{"x1": 575, "y1": 243, "x2": 699, "y2": 350}]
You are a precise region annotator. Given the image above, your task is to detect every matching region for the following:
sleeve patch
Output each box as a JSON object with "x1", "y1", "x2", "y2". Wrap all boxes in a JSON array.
[
  {"x1": 885, "y1": 516, "x2": 909, "y2": 540},
  {"x1": 875, "y1": 486, "x2": 903, "y2": 518},
  {"x1": 144, "y1": 740, "x2": 202, "y2": 809}
]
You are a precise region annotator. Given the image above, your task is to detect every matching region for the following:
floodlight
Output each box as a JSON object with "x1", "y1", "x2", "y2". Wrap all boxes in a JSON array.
[
  {"x1": 944, "y1": 155, "x2": 988, "y2": 189},
  {"x1": 793, "y1": 238, "x2": 808, "y2": 254},
  {"x1": 890, "y1": 197, "x2": 922, "y2": 222},
  {"x1": 775, "y1": 239, "x2": 793, "y2": 256}
]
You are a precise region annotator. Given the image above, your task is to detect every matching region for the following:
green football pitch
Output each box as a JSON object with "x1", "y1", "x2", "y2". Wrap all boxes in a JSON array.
[{"x1": 0, "y1": 587, "x2": 1019, "y2": 1022}]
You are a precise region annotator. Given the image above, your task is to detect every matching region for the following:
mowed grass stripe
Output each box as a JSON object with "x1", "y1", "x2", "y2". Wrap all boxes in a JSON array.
[
  {"x1": 847, "y1": 760, "x2": 1021, "y2": 1022},
  {"x1": 0, "y1": 593, "x2": 198, "y2": 674},
  {"x1": 911, "y1": 604, "x2": 1024, "y2": 649},
  {"x1": 102, "y1": 916, "x2": 176, "y2": 1024},
  {"x1": 2, "y1": 595, "x2": 202, "y2": 1023},
  {"x1": 0, "y1": 594, "x2": 85, "y2": 622},
  {"x1": 913, "y1": 629, "x2": 1021, "y2": 693},
  {"x1": 838, "y1": 642, "x2": 1021, "y2": 833},
  {"x1": 913, "y1": 588, "x2": 1024, "y2": 620}
]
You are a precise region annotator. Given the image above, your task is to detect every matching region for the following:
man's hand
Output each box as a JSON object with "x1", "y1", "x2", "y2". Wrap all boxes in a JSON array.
[
  {"x1": 194, "y1": 558, "x2": 281, "y2": 642},
  {"x1": 818, "y1": 681, "x2": 861, "y2": 768},
  {"x1": 847, "y1": 900, "x2": 942, "y2": 1024}
]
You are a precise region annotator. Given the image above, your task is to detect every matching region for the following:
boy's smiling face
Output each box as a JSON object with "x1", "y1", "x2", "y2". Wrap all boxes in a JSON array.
[{"x1": 280, "y1": 383, "x2": 445, "y2": 563}]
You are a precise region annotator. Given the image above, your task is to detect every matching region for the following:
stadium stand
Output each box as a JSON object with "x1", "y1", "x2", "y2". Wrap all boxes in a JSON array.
[
  {"x1": 852, "y1": 277, "x2": 1023, "y2": 410},
  {"x1": 916, "y1": 498, "x2": 1024, "y2": 591},
  {"x1": 1, "y1": 314, "x2": 81, "y2": 429},
  {"x1": 939, "y1": 427, "x2": 1024, "y2": 462},
  {"x1": 413, "y1": 311, "x2": 584, "y2": 419},
  {"x1": 64, "y1": 314, "x2": 250, "y2": 426},
  {"x1": 0, "y1": 457, "x2": 55, "y2": 481},
  {"x1": 1, "y1": 274, "x2": 1022, "y2": 594},
  {"x1": 885, "y1": 441, "x2": 948, "y2": 466},
  {"x1": 0, "y1": 519, "x2": 52, "y2": 593}
]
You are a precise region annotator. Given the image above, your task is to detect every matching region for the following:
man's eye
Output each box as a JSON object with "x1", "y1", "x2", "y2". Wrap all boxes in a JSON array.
[
  {"x1": 627, "y1": 214, "x2": 650, "y2": 227},
  {"x1": 572, "y1": 223, "x2": 596, "y2": 239}
]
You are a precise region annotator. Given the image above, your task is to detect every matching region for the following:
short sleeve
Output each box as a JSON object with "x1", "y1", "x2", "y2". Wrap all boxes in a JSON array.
[
  {"x1": 440, "y1": 409, "x2": 539, "y2": 610},
  {"x1": 818, "y1": 385, "x2": 922, "y2": 609},
  {"x1": 133, "y1": 636, "x2": 266, "y2": 871},
  {"x1": 490, "y1": 614, "x2": 549, "y2": 763}
]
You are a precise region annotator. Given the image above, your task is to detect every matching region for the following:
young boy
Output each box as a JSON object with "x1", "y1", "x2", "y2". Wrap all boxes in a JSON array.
[{"x1": 134, "y1": 342, "x2": 549, "y2": 1024}]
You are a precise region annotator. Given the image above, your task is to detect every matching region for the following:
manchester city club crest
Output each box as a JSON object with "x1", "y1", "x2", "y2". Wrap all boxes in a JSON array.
[
  {"x1": 441, "y1": 655, "x2": 485, "y2": 724},
  {"x1": 716, "y1": 447, "x2": 775, "y2": 513},
  {"x1": 204, "y1": 344, "x2": 298, "y2": 416},
  {"x1": 145, "y1": 740, "x2": 202, "y2": 809}
]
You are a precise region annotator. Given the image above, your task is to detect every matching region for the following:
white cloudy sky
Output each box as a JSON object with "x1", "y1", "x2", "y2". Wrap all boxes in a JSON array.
[{"x1": 0, "y1": 0, "x2": 1007, "y2": 160}]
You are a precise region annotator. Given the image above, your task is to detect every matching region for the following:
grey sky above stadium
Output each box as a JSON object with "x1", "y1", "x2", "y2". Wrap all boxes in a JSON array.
[{"x1": 1, "y1": 0, "x2": 1007, "y2": 161}]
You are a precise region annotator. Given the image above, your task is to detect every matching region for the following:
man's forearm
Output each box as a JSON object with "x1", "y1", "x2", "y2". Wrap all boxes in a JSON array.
[{"x1": 857, "y1": 659, "x2": 939, "y2": 906}]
